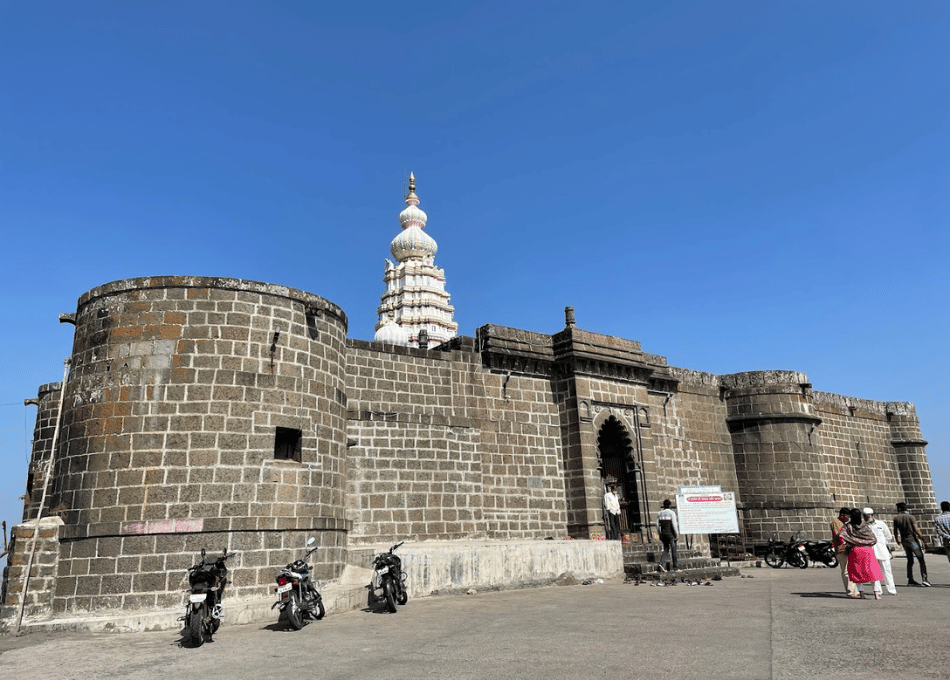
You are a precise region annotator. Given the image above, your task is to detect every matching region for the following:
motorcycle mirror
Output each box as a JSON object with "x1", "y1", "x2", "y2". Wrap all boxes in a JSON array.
[
  {"x1": 201, "y1": 548, "x2": 206, "y2": 558},
  {"x1": 307, "y1": 537, "x2": 316, "y2": 546}
]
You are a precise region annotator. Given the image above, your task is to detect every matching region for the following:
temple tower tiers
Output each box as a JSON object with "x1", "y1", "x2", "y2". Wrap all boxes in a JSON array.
[{"x1": 375, "y1": 173, "x2": 457, "y2": 348}]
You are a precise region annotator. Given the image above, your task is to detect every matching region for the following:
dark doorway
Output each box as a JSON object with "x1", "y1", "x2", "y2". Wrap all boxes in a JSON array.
[{"x1": 598, "y1": 416, "x2": 642, "y2": 533}]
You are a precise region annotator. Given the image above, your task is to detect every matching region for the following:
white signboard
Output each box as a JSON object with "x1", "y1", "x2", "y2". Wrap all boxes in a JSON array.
[{"x1": 675, "y1": 491, "x2": 739, "y2": 534}]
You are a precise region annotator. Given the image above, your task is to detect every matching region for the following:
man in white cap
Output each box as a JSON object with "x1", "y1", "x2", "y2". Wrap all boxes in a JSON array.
[{"x1": 863, "y1": 507, "x2": 896, "y2": 595}]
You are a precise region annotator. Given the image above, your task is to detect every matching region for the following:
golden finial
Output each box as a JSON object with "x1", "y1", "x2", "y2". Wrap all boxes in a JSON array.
[{"x1": 406, "y1": 171, "x2": 419, "y2": 205}]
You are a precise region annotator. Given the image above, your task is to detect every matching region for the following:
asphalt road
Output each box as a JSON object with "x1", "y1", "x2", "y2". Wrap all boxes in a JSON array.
[{"x1": 2, "y1": 556, "x2": 948, "y2": 680}]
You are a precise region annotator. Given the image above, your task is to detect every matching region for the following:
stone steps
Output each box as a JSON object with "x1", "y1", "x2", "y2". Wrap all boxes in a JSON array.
[{"x1": 620, "y1": 543, "x2": 740, "y2": 580}]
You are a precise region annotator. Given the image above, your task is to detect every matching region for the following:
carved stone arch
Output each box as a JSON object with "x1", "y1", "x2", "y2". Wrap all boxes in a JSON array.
[{"x1": 594, "y1": 409, "x2": 644, "y2": 534}]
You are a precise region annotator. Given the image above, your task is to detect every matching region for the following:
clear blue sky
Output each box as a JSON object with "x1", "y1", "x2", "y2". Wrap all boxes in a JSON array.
[{"x1": 2, "y1": 1, "x2": 948, "y2": 530}]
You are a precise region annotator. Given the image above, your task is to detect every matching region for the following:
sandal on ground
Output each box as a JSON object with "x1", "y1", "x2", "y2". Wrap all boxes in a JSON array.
[
  {"x1": 847, "y1": 593, "x2": 862, "y2": 599},
  {"x1": 873, "y1": 593, "x2": 882, "y2": 600}
]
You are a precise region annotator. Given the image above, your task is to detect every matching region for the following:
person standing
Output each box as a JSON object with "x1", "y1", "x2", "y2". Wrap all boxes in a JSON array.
[
  {"x1": 863, "y1": 507, "x2": 896, "y2": 596},
  {"x1": 603, "y1": 483, "x2": 621, "y2": 541},
  {"x1": 892, "y1": 502, "x2": 930, "y2": 587},
  {"x1": 840, "y1": 508, "x2": 884, "y2": 599},
  {"x1": 934, "y1": 501, "x2": 950, "y2": 564},
  {"x1": 656, "y1": 499, "x2": 679, "y2": 572},
  {"x1": 831, "y1": 507, "x2": 859, "y2": 597}
]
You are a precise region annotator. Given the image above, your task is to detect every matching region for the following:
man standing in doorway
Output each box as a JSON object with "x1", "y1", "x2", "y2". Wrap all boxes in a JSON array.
[
  {"x1": 893, "y1": 502, "x2": 930, "y2": 587},
  {"x1": 604, "y1": 483, "x2": 621, "y2": 541},
  {"x1": 656, "y1": 499, "x2": 679, "y2": 572},
  {"x1": 831, "y1": 507, "x2": 858, "y2": 597}
]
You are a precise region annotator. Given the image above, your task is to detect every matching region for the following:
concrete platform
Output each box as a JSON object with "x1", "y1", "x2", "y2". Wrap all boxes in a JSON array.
[{"x1": 2, "y1": 539, "x2": 626, "y2": 635}]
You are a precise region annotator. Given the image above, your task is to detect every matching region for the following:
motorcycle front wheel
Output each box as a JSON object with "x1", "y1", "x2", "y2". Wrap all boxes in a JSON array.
[
  {"x1": 382, "y1": 579, "x2": 397, "y2": 613},
  {"x1": 764, "y1": 550, "x2": 785, "y2": 568},
  {"x1": 190, "y1": 605, "x2": 205, "y2": 647},
  {"x1": 287, "y1": 591, "x2": 304, "y2": 630}
]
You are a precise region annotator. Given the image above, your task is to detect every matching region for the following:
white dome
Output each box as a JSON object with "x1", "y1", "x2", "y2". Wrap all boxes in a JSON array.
[
  {"x1": 399, "y1": 203, "x2": 428, "y2": 228},
  {"x1": 391, "y1": 225, "x2": 438, "y2": 262},
  {"x1": 374, "y1": 316, "x2": 409, "y2": 345}
]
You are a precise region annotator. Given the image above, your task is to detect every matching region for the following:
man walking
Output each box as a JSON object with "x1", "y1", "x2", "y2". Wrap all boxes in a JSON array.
[
  {"x1": 893, "y1": 502, "x2": 930, "y2": 587},
  {"x1": 934, "y1": 500, "x2": 950, "y2": 563},
  {"x1": 656, "y1": 499, "x2": 679, "y2": 572},
  {"x1": 831, "y1": 507, "x2": 858, "y2": 597},
  {"x1": 863, "y1": 507, "x2": 896, "y2": 596}
]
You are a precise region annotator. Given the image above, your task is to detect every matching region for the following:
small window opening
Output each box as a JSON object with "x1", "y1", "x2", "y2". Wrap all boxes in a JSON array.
[{"x1": 274, "y1": 427, "x2": 302, "y2": 462}]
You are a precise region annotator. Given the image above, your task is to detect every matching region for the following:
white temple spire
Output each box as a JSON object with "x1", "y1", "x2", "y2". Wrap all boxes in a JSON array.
[{"x1": 374, "y1": 173, "x2": 457, "y2": 348}]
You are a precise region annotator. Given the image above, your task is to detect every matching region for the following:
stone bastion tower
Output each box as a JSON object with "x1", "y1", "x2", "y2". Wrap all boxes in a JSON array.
[{"x1": 6, "y1": 277, "x2": 350, "y2": 619}]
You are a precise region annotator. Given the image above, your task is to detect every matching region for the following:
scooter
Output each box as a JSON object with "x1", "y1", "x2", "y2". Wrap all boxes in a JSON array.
[
  {"x1": 764, "y1": 533, "x2": 809, "y2": 569},
  {"x1": 180, "y1": 548, "x2": 235, "y2": 647},
  {"x1": 802, "y1": 539, "x2": 838, "y2": 567},
  {"x1": 273, "y1": 537, "x2": 326, "y2": 629},
  {"x1": 370, "y1": 541, "x2": 408, "y2": 613}
]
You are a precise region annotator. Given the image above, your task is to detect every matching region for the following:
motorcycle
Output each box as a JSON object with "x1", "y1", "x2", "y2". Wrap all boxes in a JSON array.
[
  {"x1": 180, "y1": 547, "x2": 235, "y2": 647},
  {"x1": 764, "y1": 533, "x2": 809, "y2": 569},
  {"x1": 802, "y1": 539, "x2": 838, "y2": 567},
  {"x1": 273, "y1": 537, "x2": 326, "y2": 629},
  {"x1": 370, "y1": 541, "x2": 408, "y2": 613}
]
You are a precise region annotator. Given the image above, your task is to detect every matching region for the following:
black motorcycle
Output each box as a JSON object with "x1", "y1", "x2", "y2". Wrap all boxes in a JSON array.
[
  {"x1": 180, "y1": 548, "x2": 235, "y2": 647},
  {"x1": 802, "y1": 539, "x2": 838, "y2": 567},
  {"x1": 370, "y1": 541, "x2": 408, "y2": 613},
  {"x1": 764, "y1": 533, "x2": 809, "y2": 569},
  {"x1": 273, "y1": 537, "x2": 326, "y2": 629}
]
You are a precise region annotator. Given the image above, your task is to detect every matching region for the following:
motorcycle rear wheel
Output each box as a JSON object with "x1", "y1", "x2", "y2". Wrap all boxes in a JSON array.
[
  {"x1": 190, "y1": 606, "x2": 205, "y2": 647},
  {"x1": 764, "y1": 550, "x2": 785, "y2": 568},
  {"x1": 821, "y1": 552, "x2": 839, "y2": 568},
  {"x1": 287, "y1": 591, "x2": 304, "y2": 630},
  {"x1": 788, "y1": 551, "x2": 809, "y2": 569},
  {"x1": 396, "y1": 587, "x2": 408, "y2": 606},
  {"x1": 382, "y1": 580, "x2": 397, "y2": 613}
]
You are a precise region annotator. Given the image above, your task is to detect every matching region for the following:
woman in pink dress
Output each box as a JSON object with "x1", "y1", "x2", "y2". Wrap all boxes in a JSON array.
[{"x1": 840, "y1": 508, "x2": 884, "y2": 599}]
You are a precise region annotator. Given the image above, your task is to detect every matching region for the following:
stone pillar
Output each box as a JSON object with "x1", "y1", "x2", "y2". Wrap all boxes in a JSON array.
[
  {"x1": 0, "y1": 517, "x2": 64, "y2": 623},
  {"x1": 723, "y1": 371, "x2": 828, "y2": 544}
]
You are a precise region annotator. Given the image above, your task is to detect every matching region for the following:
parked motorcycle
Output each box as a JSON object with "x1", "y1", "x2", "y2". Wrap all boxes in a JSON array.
[
  {"x1": 764, "y1": 533, "x2": 809, "y2": 569},
  {"x1": 273, "y1": 537, "x2": 326, "y2": 629},
  {"x1": 370, "y1": 541, "x2": 408, "y2": 613},
  {"x1": 180, "y1": 548, "x2": 235, "y2": 647},
  {"x1": 802, "y1": 539, "x2": 838, "y2": 568}
]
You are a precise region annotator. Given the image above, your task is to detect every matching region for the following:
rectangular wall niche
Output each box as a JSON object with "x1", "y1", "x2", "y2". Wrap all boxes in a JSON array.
[{"x1": 274, "y1": 427, "x2": 303, "y2": 462}]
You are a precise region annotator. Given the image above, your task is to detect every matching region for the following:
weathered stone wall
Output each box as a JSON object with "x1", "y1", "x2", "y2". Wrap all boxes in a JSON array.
[
  {"x1": 0, "y1": 518, "x2": 63, "y2": 619},
  {"x1": 654, "y1": 368, "x2": 739, "y2": 500},
  {"x1": 39, "y1": 277, "x2": 351, "y2": 616},
  {"x1": 344, "y1": 333, "x2": 567, "y2": 545},
  {"x1": 812, "y1": 393, "x2": 936, "y2": 540},
  {"x1": 22, "y1": 383, "x2": 63, "y2": 522}
]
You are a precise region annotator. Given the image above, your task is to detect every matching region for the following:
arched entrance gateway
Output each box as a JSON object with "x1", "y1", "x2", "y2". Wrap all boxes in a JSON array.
[{"x1": 597, "y1": 415, "x2": 644, "y2": 535}]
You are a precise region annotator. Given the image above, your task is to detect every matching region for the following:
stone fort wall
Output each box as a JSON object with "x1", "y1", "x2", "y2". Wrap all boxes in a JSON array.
[{"x1": 2, "y1": 276, "x2": 936, "y2": 623}]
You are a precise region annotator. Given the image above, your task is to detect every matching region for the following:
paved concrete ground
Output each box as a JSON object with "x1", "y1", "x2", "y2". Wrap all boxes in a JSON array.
[{"x1": 2, "y1": 555, "x2": 948, "y2": 680}]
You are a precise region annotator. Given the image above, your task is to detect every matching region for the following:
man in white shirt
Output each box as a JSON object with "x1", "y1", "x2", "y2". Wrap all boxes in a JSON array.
[
  {"x1": 863, "y1": 507, "x2": 896, "y2": 596},
  {"x1": 656, "y1": 499, "x2": 679, "y2": 572},
  {"x1": 603, "y1": 483, "x2": 621, "y2": 540}
]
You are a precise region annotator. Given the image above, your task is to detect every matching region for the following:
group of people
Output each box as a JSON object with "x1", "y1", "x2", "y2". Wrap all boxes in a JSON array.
[
  {"x1": 831, "y1": 501, "x2": 950, "y2": 599},
  {"x1": 603, "y1": 481, "x2": 950, "y2": 587},
  {"x1": 603, "y1": 484, "x2": 679, "y2": 572}
]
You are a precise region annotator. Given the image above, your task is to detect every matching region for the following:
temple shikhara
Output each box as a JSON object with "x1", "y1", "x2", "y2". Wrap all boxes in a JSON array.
[
  {"x1": 375, "y1": 172, "x2": 457, "y2": 349},
  {"x1": 2, "y1": 174, "x2": 936, "y2": 631}
]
